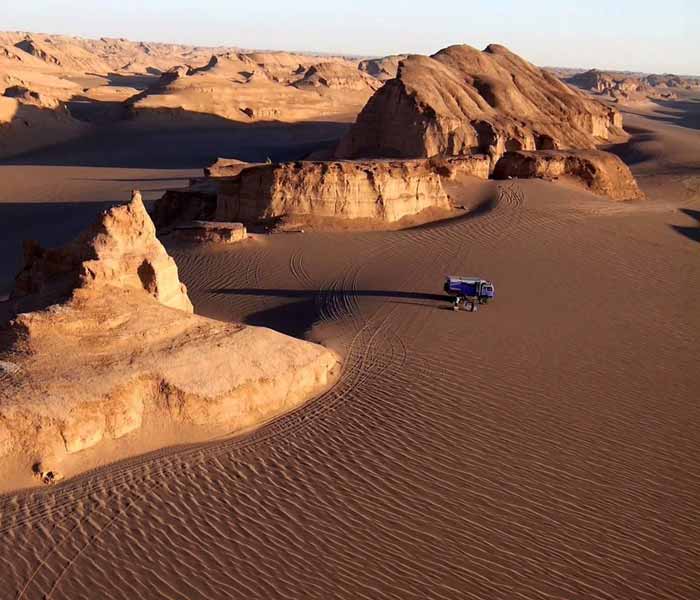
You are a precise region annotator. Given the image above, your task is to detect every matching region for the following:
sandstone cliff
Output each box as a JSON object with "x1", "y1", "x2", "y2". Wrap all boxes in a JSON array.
[
  {"x1": 493, "y1": 150, "x2": 643, "y2": 201},
  {"x1": 216, "y1": 160, "x2": 453, "y2": 224},
  {"x1": 0, "y1": 192, "x2": 339, "y2": 486},
  {"x1": 336, "y1": 44, "x2": 626, "y2": 165}
]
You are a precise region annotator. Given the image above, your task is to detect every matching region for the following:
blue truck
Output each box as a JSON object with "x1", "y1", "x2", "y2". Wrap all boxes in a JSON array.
[{"x1": 444, "y1": 276, "x2": 495, "y2": 311}]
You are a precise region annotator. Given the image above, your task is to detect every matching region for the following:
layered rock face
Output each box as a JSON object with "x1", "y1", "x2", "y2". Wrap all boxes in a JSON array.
[
  {"x1": 336, "y1": 44, "x2": 626, "y2": 165},
  {"x1": 0, "y1": 192, "x2": 338, "y2": 483},
  {"x1": 216, "y1": 160, "x2": 452, "y2": 224},
  {"x1": 428, "y1": 155, "x2": 491, "y2": 180},
  {"x1": 493, "y1": 150, "x2": 643, "y2": 201}
]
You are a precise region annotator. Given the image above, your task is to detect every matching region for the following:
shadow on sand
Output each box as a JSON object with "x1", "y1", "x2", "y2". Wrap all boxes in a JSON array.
[
  {"x1": 604, "y1": 125, "x2": 658, "y2": 166},
  {"x1": 210, "y1": 287, "x2": 450, "y2": 338},
  {"x1": 0, "y1": 201, "x2": 118, "y2": 291},
  {"x1": 671, "y1": 208, "x2": 700, "y2": 243},
  {"x1": 1, "y1": 110, "x2": 350, "y2": 170},
  {"x1": 645, "y1": 98, "x2": 700, "y2": 131}
]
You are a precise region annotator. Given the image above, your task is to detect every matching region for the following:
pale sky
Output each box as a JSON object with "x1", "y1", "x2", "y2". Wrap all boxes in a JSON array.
[{"x1": 6, "y1": 0, "x2": 700, "y2": 75}]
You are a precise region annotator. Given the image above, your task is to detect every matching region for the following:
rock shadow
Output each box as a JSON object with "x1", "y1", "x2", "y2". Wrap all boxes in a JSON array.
[
  {"x1": 646, "y1": 98, "x2": 700, "y2": 131},
  {"x1": 1, "y1": 104, "x2": 350, "y2": 169},
  {"x1": 0, "y1": 201, "x2": 117, "y2": 292},
  {"x1": 671, "y1": 208, "x2": 700, "y2": 243}
]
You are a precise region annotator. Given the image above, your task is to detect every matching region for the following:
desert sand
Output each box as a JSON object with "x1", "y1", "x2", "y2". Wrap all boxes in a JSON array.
[{"x1": 1, "y1": 31, "x2": 699, "y2": 600}]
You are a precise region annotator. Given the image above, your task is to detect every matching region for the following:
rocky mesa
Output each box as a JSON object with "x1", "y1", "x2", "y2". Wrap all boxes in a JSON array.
[
  {"x1": 215, "y1": 159, "x2": 458, "y2": 226},
  {"x1": 335, "y1": 44, "x2": 627, "y2": 166},
  {"x1": 0, "y1": 192, "x2": 339, "y2": 488}
]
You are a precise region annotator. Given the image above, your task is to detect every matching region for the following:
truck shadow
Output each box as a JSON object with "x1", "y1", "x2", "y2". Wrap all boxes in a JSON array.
[
  {"x1": 209, "y1": 288, "x2": 447, "y2": 302},
  {"x1": 208, "y1": 288, "x2": 450, "y2": 338}
]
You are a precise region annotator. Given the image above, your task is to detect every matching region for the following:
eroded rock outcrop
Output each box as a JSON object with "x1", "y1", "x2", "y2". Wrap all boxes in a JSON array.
[
  {"x1": 493, "y1": 150, "x2": 643, "y2": 200},
  {"x1": 216, "y1": 160, "x2": 452, "y2": 224},
  {"x1": 567, "y1": 69, "x2": 681, "y2": 103},
  {"x1": 336, "y1": 44, "x2": 626, "y2": 166},
  {"x1": 204, "y1": 158, "x2": 256, "y2": 178},
  {"x1": 292, "y1": 62, "x2": 381, "y2": 92},
  {"x1": 12, "y1": 191, "x2": 193, "y2": 313},
  {"x1": 358, "y1": 55, "x2": 408, "y2": 81},
  {"x1": 428, "y1": 155, "x2": 491, "y2": 180},
  {"x1": 0, "y1": 192, "x2": 338, "y2": 484},
  {"x1": 3, "y1": 85, "x2": 61, "y2": 109},
  {"x1": 152, "y1": 184, "x2": 218, "y2": 231},
  {"x1": 175, "y1": 221, "x2": 247, "y2": 244},
  {"x1": 128, "y1": 51, "x2": 377, "y2": 124}
]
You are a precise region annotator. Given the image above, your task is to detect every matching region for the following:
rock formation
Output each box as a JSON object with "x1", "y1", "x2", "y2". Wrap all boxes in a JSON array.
[
  {"x1": 128, "y1": 51, "x2": 379, "y2": 123},
  {"x1": 0, "y1": 95, "x2": 87, "y2": 159},
  {"x1": 12, "y1": 191, "x2": 193, "y2": 313},
  {"x1": 567, "y1": 69, "x2": 682, "y2": 103},
  {"x1": 152, "y1": 184, "x2": 218, "y2": 231},
  {"x1": 204, "y1": 158, "x2": 256, "y2": 178},
  {"x1": 292, "y1": 62, "x2": 381, "y2": 92},
  {"x1": 336, "y1": 44, "x2": 626, "y2": 166},
  {"x1": 0, "y1": 192, "x2": 339, "y2": 483},
  {"x1": 216, "y1": 160, "x2": 453, "y2": 224},
  {"x1": 358, "y1": 55, "x2": 408, "y2": 81},
  {"x1": 428, "y1": 155, "x2": 491, "y2": 180},
  {"x1": 3, "y1": 84, "x2": 60, "y2": 108},
  {"x1": 493, "y1": 150, "x2": 643, "y2": 200},
  {"x1": 175, "y1": 221, "x2": 247, "y2": 244}
]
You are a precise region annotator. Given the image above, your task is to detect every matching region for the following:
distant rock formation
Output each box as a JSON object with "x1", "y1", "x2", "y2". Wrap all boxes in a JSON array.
[
  {"x1": 0, "y1": 192, "x2": 338, "y2": 484},
  {"x1": 14, "y1": 36, "x2": 111, "y2": 73},
  {"x1": 3, "y1": 84, "x2": 60, "y2": 109},
  {"x1": 215, "y1": 160, "x2": 453, "y2": 225},
  {"x1": 566, "y1": 69, "x2": 683, "y2": 103},
  {"x1": 128, "y1": 51, "x2": 378, "y2": 124},
  {"x1": 358, "y1": 55, "x2": 408, "y2": 81},
  {"x1": 0, "y1": 95, "x2": 87, "y2": 159},
  {"x1": 336, "y1": 44, "x2": 626, "y2": 166},
  {"x1": 292, "y1": 62, "x2": 381, "y2": 91},
  {"x1": 493, "y1": 150, "x2": 643, "y2": 200}
]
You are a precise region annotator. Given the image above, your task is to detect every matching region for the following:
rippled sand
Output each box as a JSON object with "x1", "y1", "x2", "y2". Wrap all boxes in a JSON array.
[{"x1": 1, "y1": 102, "x2": 700, "y2": 599}]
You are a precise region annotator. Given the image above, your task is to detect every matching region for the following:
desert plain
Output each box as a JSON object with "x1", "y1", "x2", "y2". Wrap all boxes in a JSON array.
[{"x1": 0, "y1": 31, "x2": 699, "y2": 600}]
